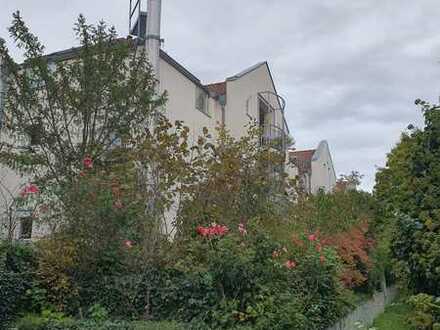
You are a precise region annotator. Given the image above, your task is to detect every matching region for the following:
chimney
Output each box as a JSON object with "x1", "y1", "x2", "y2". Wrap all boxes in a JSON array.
[{"x1": 146, "y1": 0, "x2": 162, "y2": 86}]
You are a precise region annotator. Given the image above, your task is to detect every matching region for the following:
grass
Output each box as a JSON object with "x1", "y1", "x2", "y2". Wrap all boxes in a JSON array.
[{"x1": 372, "y1": 302, "x2": 412, "y2": 330}]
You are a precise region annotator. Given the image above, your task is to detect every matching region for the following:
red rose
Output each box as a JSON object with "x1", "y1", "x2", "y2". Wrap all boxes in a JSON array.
[
  {"x1": 197, "y1": 226, "x2": 209, "y2": 237},
  {"x1": 197, "y1": 224, "x2": 229, "y2": 237},
  {"x1": 83, "y1": 156, "x2": 93, "y2": 169},
  {"x1": 20, "y1": 184, "x2": 40, "y2": 197}
]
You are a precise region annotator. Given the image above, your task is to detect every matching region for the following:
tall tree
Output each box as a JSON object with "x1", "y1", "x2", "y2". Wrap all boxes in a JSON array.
[
  {"x1": 0, "y1": 12, "x2": 165, "y2": 184},
  {"x1": 0, "y1": 12, "x2": 193, "y2": 246},
  {"x1": 375, "y1": 99, "x2": 440, "y2": 294}
]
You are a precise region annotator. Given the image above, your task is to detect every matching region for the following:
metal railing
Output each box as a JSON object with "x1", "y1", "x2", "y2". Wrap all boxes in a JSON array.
[
  {"x1": 260, "y1": 123, "x2": 288, "y2": 152},
  {"x1": 258, "y1": 91, "x2": 286, "y2": 116},
  {"x1": 257, "y1": 91, "x2": 289, "y2": 152}
]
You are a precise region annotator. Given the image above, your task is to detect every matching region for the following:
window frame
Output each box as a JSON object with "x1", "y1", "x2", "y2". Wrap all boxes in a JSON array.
[
  {"x1": 195, "y1": 87, "x2": 210, "y2": 117},
  {"x1": 19, "y1": 216, "x2": 33, "y2": 240}
]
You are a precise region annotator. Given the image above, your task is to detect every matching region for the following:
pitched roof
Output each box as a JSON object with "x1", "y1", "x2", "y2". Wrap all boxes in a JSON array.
[
  {"x1": 289, "y1": 149, "x2": 316, "y2": 175},
  {"x1": 222, "y1": 61, "x2": 290, "y2": 135},
  {"x1": 205, "y1": 82, "x2": 226, "y2": 96},
  {"x1": 226, "y1": 62, "x2": 267, "y2": 81},
  {"x1": 41, "y1": 37, "x2": 209, "y2": 92},
  {"x1": 159, "y1": 49, "x2": 207, "y2": 91}
]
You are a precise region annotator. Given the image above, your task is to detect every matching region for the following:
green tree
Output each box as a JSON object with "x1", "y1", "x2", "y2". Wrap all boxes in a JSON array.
[
  {"x1": 0, "y1": 13, "x2": 165, "y2": 184},
  {"x1": 0, "y1": 13, "x2": 191, "y2": 315},
  {"x1": 0, "y1": 12, "x2": 188, "y2": 237},
  {"x1": 375, "y1": 99, "x2": 440, "y2": 295},
  {"x1": 174, "y1": 124, "x2": 287, "y2": 237}
]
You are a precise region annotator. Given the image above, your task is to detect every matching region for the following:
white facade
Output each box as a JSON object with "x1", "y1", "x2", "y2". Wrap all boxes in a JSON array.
[
  {"x1": 160, "y1": 54, "x2": 288, "y2": 145},
  {"x1": 289, "y1": 140, "x2": 337, "y2": 194},
  {"x1": 159, "y1": 52, "x2": 222, "y2": 142},
  {"x1": 0, "y1": 43, "x2": 290, "y2": 240},
  {"x1": 310, "y1": 141, "x2": 337, "y2": 194},
  {"x1": 224, "y1": 62, "x2": 287, "y2": 140}
]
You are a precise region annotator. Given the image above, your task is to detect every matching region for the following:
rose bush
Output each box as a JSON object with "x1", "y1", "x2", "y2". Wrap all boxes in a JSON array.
[{"x1": 139, "y1": 220, "x2": 351, "y2": 330}]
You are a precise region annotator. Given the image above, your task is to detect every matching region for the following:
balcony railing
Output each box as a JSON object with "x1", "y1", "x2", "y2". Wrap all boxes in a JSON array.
[
  {"x1": 260, "y1": 123, "x2": 288, "y2": 152},
  {"x1": 257, "y1": 91, "x2": 289, "y2": 152}
]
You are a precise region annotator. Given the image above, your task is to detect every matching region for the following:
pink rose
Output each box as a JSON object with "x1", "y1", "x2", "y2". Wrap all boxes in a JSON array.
[
  {"x1": 197, "y1": 224, "x2": 229, "y2": 237},
  {"x1": 197, "y1": 226, "x2": 209, "y2": 237},
  {"x1": 284, "y1": 260, "x2": 296, "y2": 269},
  {"x1": 308, "y1": 234, "x2": 317, "y2": 242},
  {"x1": 83, "y1": 156, "x2": 93, "y2": 169},
  {"x1": 124, "y1": 240, "x2": 134, "y2": 248},
  {"x1": 238, "y1": 223, "x2": 247, "y2": 235},
  {"x1": 20, "y1": 184, "x2": 40, "y2": 197},
  {"x1": 114, "y1": 200, "x2": 124, "y2": 209}
]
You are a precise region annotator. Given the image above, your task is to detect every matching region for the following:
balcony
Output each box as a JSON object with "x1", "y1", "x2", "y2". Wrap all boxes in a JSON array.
[
  {"x1": 257, "y1": 91, "x2": 289, "y2": 152},
  {"x1": 260, "y1": 123, "x2": 288, "y2": 152}
]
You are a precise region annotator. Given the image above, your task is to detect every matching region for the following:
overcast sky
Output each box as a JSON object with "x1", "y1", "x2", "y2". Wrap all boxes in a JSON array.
[{"x1": 1, "y1": 0, "x2": 439, "y2": 191}]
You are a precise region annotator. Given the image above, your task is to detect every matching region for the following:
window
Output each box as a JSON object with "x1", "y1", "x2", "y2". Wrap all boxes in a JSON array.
[
  {"x1": 27, "y1": 123, "x2": 43, "y2": 145},
  {"x1": 19, "y1": 217, "x2": 33, "y2": 239},
  {"x1": 195, "y1": 87, "x2": 209, "y2": 116}
]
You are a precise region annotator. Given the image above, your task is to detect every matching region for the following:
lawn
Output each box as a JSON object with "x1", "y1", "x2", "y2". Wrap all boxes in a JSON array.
[{"x1": 372, "y1": 302, "x2": 412, "y2": 330}]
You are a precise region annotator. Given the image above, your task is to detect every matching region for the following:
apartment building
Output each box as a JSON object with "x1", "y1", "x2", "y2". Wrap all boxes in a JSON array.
[
  {"x1": 288, "y1": 140, "x2": 337, "y2": 194},
  {"x1": 0, "y1": 28, "x2": 290, "y2": 240}
]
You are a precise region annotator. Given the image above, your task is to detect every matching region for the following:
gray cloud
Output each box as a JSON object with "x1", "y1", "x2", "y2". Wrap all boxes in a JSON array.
[{"x1": 2, "y1": 0, "x2": 439, "y2": 191}]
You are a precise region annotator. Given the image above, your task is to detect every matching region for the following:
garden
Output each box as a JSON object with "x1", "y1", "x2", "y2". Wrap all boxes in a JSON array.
[{"x1": 1, "y1": 12, "x2": 440, "y2": 330}]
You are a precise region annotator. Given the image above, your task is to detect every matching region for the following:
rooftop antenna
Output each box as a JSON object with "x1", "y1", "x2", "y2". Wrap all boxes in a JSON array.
[
  {"x1": 146, "y1": 0, "x2": 162, "y2": 84},
  {"x1": 129, "y1": 0, "x2": 162, "y2": 85},
  {"x1": 129, "y1": 0, "x2": 143, "y2": 41}
]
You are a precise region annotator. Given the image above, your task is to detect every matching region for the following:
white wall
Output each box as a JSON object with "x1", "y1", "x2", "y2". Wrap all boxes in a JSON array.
[
  {"x1": 160, "y1": 58, "x2": 222, "y2": 143},
  {"x1": 0, "y1": 131, "x2": 49, "y2": 240},
  {"x1": 0, "y1": 163, "x2": 23, "y2": 240},
  {"x1": 225, "y1": 63, "x2": 280, "y2": 139},
  {"x1": 310, "y1": 141, "x2": 337, "y2": 194},
  {"x1": 0, "y1": 53, "x2": 288, "y2": 240}
]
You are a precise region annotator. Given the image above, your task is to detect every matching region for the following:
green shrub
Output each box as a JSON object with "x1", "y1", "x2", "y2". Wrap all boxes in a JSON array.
[
  {"x1": 14, "y1": 310, "x2": 75, "y2": 330},
  {"x1": 0, "y1": 242, "x2": 37, "y2": 325},
  {"x1": 407, "y1": 294, "x2": 440, "y2": 330},
  {"x1": 0, "y1": 270, "x2": 26, "y2": 325},
  {"x1": 141, "y1": 223, "x2": 351, "y2": 329},
  {"x1": 14, "y1": 314, "x2": 47, "y2": 330},
  {"x1": 14, "y1": 314, "x2": 184, "y2": 330}
]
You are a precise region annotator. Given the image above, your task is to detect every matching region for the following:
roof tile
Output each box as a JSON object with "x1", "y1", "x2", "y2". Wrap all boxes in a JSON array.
[{"x1": 289, "y1": 149, "x2": 316, "y2": 175}]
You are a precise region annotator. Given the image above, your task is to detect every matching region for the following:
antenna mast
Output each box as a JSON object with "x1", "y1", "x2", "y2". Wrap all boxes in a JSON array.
[
  {"x1": 129, "y1": 0, "x2": 162, "y2": 85},
  {"x1": 146, "y1": 0, "x2": 162, "y2": 85}
]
